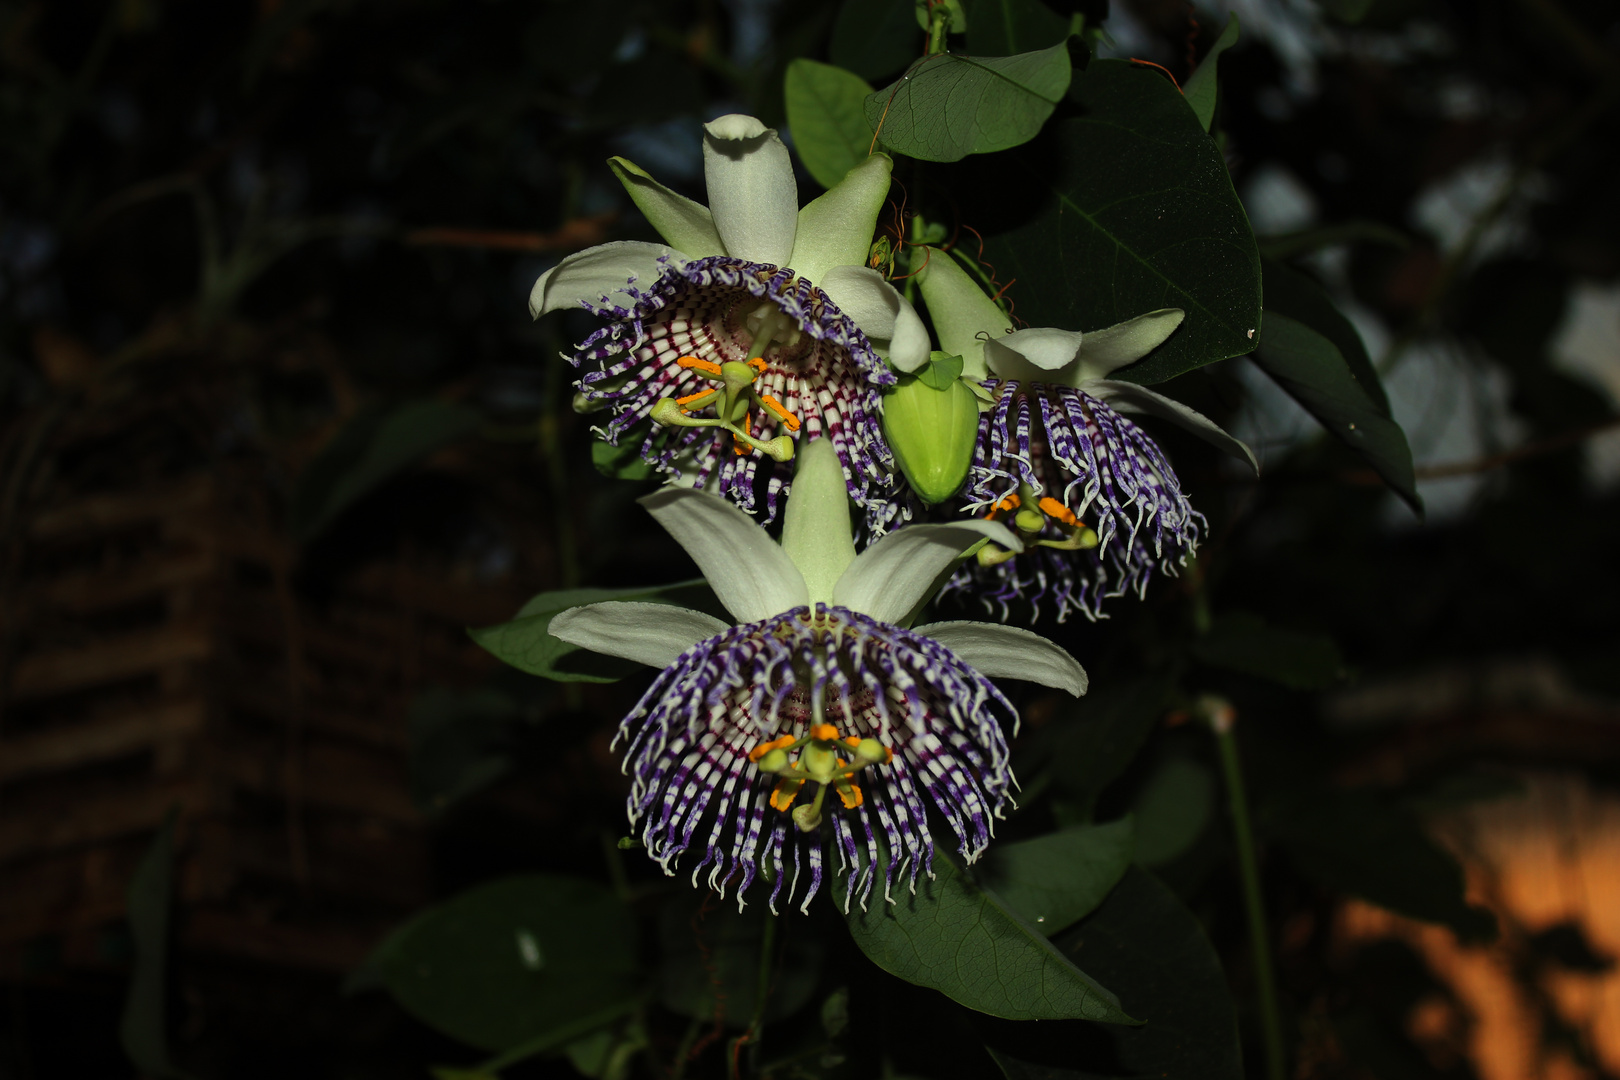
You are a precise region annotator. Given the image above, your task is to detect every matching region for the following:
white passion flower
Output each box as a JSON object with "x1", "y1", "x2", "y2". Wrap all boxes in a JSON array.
[
  {"x1": 916, "y1": 247, "x2": 1257, "y2": 622},
  {"x1": 530, "y1": 115, "x2": 929, "y2": 534},
  {"x1": 548, "y1": 440, "x2": 1087, "y2": 912}
]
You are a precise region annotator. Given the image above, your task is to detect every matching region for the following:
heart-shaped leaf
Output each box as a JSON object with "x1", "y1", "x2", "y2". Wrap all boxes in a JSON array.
[
  {"x1": 979, "y1": 60, "x2": 1262, "y2": 385},
  {"x1": 980, "y1": 818, "x2": 1135, "y2": 936},
  {"x1": 866, "y1": 42, "x2": 1072, "y2": 162},
  {"x1": 837, "y1": 849, "x2": 1138, "y2": 1023}
]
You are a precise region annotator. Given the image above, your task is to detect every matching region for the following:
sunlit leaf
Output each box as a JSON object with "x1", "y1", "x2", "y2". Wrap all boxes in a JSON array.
[
  {"x1": 1191, "y1": 611, "x2": 1346, "y2": 690},
  {"x1": 985, "y1": 869, "x2": 1242, "y2": 1079},
  {"x1": 469, "y1": 581, "x2": 712, "y2": 684},
  {"x1": 365, "y1": 875, "x2": 642, "y2": 1052},
  {"x1": 980, "y1": 818, "x2": 1135, "y2": 936},
  {"x1": 981, "y1": 60, "x2": 1261, "y2": 384},
  {"x1": 865, "y1": 42, "x2": 1072, "y2": 162},
  {"x1": 784, "y1": 60, "x2": 878, "y2": 190},
  {"x1": 1182, "y1": 13, "x2": 1239, "y2": 132},
  {"x1": 292, "y1": 399, "x2": 481, "y2": 542},
  {"x1": 837, "y1": 849, "x2": 1138, "y2": 1023}
]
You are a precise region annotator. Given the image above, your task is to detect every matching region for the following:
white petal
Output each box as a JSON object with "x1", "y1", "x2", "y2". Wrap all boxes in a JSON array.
[
  {"x1": 790, "y1": 153, "x2": 892, "y2": 284},
  {"x1": 833, "y1": 520, "x2": 1021, "y2": 626},
  {"x1": 913, "y1": 621, "x2": 1089, "y2": 697},
  {"x1": 914, "y1": 246, "x2": 1011, "y2": 380},
  {"x1": 779, "y1": 437, "x2": 855, "y2": 606},
  {"x1": 608, "y1": 157, "x2": 724, "y2": 259},
  {"x1": 982, "y1": 334, "x2": 1061, "y2": 385},
  {"x1": 703, "y1": 114, "x2": 797, "y2": 267},
  {"x1": 1090, "y1": 380, "x2": 1259, "y2": 473},
  {"x1": 639, "y1": 486, "x2": 809, "y2": 623},
  {"x1": 995, "y1": 327, "x2": 1086, "y2": 371},
  {"x1": 1071, "y1": 309, "x2": 1186, "y2": 384},
  {"x1": 528, "y1": 241, "x2": 683, "y2": 319},
  {"x1": 818, "y1": 265, "x2": 930, "y2": 373},
  {"x1": 550, "y1": 601, "x2": 729, "y2": 669}
]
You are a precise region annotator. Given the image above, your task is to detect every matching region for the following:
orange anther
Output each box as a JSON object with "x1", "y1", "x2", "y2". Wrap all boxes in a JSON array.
[
  {"x1": 675, "y1": 390, "x2": 715, "y2": 407},
  {"x1": 731, "y1": 410, "x2": 752, "y2": 455},
  {"x1": 844, "y1": 736, "x2": 861, "y2": 748},
  {"x1": 676, "y1": 355, "x2": 723, "y2": 376},
  {"x1": 747, "y1": 734, "x2": 795, "y2": 762},
  {"x1": 837, "y1": 783, "x2": 863, "y2": 809},
  {"x1": 759, "y1": 394, "x2": 801, "y2": 432},
  {"x1": 748, "y1": 357, "x2": 768, "y2": 373},
  {"x1": 1038, "y1": 497, "x2": 1079, "y2": 527},
  {"x1": 769, "y1": 778, "x2": 802, "y2": 811},
  {"x1": 810, "y1": 724, "x2": 838, "y2": 742}
]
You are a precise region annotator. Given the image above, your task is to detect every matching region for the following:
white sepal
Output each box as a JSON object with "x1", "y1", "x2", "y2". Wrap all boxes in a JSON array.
[
  {"x1": 528, "y1": 241, "x2": 683, "y2": 319},
  {"x1": 1088, "y1": 380, "x2": 1259, "y2": 472},
  {"x1": 639, "y1": 486, "x2": 809, "y2": 624},
  {"x1": 913, "y1": 621, "x2": 1088, "y2": 697},
  {"x1": 779, "y1": 438, "x2": 856, "y2": 607},
  {"x1": 790, "y1": 153, "x2": 892, "y2": 284},
  {"x1": 818, "y1": 266, "x2": 930, "y2": 373},
  {"x1": 550, "y1": 601, "x2": 729, "y2": 669},
  {"x1": 915, "y1": 247, "x2": 1011, "y2": 381},
  {"x1": 608, "y1": 158, "x2": 725, "y2": 259},
  {"x1": 702, "y1": 115, "x2": 797, "y2": 268},
  {"x1": 833, "y1": 520, "x2": 1021, "y2": 626},
  {"x1": 1069, "y1": 309, "x2": 1186, "y2": 385}
]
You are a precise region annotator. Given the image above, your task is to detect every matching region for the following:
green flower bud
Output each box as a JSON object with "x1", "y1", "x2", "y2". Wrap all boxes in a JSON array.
[{"x1": 882, "y1": 369, "x2": 981, "y2": 505}]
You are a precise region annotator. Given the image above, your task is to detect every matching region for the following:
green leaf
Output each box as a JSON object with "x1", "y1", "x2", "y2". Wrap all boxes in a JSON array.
[
  {"x1": 1261, "y1": 258, "x2": 1389, "y2": 412},
  {"x1": 120, "y1": 813, "x2": 193, "y2": 1080},
  {"x1": 1037, "y1": 679, "x2": 1169, "y2": 817},
  {"x1": 916, "y1": 351, "x2": 965, "y2": 390},
  {"x1": 591, "y1": 438, "x2": 656, "y2": 481},
  {"x1": 1128, "y1": 758, "x2": 1215, "y2": 867},
  {"x1": 292, "y1": 400, "x2": 481, "y2": 542},
  {"x1": 1182, "y1": 13, "x2": 1239, "y2": 132},
  {"x1": 1190, "y1": 611, "x2": 1346, "y2": 690},
  {"x1": 469, "y1": 581, "x2": 711, "y2": 684},
  {"x1": 1267, "y1": 789, "x2": 1497, "y2": 943},
  {"x1": 657, "y1": 897, "x2": 822, "y2": 1025},
  {"x1": 981, "y1": 60, "x2": 1262, "y2": 384},
  {"x1": 987, "y1": 869, "x2": 1242, "y2": 1079},
  {"x1": 407, "y1": 685, "x2": 524, "y2": 814},
  {"x1": 1250, "y1": 312, "x2": 1422, "y2": 512},
  {"x1": 784, "y1": 60, "x2": 878, "y2": 190},
  {"x1": 962, "y1": 0, "x2": 1073, "y2": 56},
  {"x1": 830, "y1": 0, "x2": 919, "y2": 81},
  {"x1": 980, "y1": 818, "x2": 1135, "y2": 936},
  {"x1": 365, "y1": 875, "x2": 641, "y2": 1052},
  {"x1": 838, "y1": 850, "x2": 1138, "y2": 1023},
  {"x1": 865, "y1": 43, "x2": 1072, "y2": 162}
]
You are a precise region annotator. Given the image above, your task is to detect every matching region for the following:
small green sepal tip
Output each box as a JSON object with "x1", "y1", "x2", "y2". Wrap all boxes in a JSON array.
[{"x1": 882, "y1": 370, "x2": 980, "y2": 505}]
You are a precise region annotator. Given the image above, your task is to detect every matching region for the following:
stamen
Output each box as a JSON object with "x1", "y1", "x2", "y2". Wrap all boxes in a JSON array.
[
  {"x1": 676, "y1": 355, "x2": 723, "y2": 376},
  {"x1": 1038, "y1": 497, "x2": 1079, "y2": 527},
  {"x1": 760, "y1": 394, "x2": 801, "y2": 431},
  {"x1": 984, "y1": 493, "x2": 1021, "y2": 520}
]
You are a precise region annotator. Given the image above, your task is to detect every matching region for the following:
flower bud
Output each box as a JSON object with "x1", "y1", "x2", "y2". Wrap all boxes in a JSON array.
[{"x1": 882, "y1": 371, "x2": 981, "y2": 505}]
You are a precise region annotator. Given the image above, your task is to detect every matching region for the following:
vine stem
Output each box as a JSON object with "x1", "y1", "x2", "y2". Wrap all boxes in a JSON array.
[
  {"x1": 1208, "y1": 702, "x2": 1285, "y2": 1080},
  {"x1": 728, "y1": 912, "x2": 779, "y2": 1079}
]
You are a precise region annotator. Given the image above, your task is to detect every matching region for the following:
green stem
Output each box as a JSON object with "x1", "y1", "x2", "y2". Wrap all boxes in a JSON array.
[
  {"x1": 926, "y1": 3, "x2": 950, "y2": 56},
  {"x1": 728, "y1": 912, "x2": 779, "y2": 1079},
  {"x1": 1211, "y1": 713, "x2": 1285, "y2": 1080}
]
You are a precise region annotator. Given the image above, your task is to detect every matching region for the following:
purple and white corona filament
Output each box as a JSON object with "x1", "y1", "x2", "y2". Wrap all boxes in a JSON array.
[
  {"x1": 571, "y1": 254, "x2": 902, "y2": 532},
  {"x1": 616, "y1": 604, "x2": 1014, "y2": 912}
]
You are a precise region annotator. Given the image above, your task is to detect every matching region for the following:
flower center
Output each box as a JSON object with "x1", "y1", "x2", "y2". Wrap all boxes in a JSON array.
[
  {"x1": 649, "y1": 354, "x2": 802, "y2": 461},
  {"x1": 747, "y1": 718, "x2": 894, "y2": 833},
  {"x1": 978, "y1": 483, "x2": 1100, "y2": 567}
]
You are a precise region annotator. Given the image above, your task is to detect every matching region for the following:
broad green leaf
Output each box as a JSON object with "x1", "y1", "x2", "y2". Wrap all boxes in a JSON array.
[
  {"x1": 1182, "y1": 13, "x2": 1239, "y2": 132},
  {"x1": 830, "y1": 0, "x2": 919, "y2": 80},
  {"x1": 1190, "y1": 610, "x2": 1346, "y2": 690},
  {"x1": 292, "y1": 399, "x2": 481, "y2": 541},
  {"x1": 837, "y1": 850, "x2": 1138, "y2": 1023},
  {"x1": 1261, "y1": 258, "x2": 1389, "y2": 412},
  {"x1": 407, "y1": 684, "x2": 524, "y2": 814},
  {"x1": 1266, "y1": 789, "x2": 1497, "y2": 943},
  {"x1": 1031, "y1": 679, "x2": 1168, "y2": 818},
  {"x1": 986, "y1": 869, "x2": 1242, "y2": 1079},
  {"x1": 980, "y1": 818, "x2": 1134, "y2": 936},
  {"x1": 469, "y1": 581, "x2": 711, "y2": 684},
  {"x1": 865, "y1": 43, "x2": 1072, "y2": 162},
  {"x1": 1129, "y1": 758, "x2": 1215, "y2": 867},
  {"x1": 963, "y1": 0, "x2": 1073, "y2": 56},
  {"x1": 657, "y1": 896, "x2": 822, "y2": 1025},
  {"x1": 981, "y1": 60, "x2": 1262, "y2": 384},
  {"x1": 120, "y1": 814, "x2": 193, "y2": 1080},
  {"x1": 1251, "y1": 312, "x2": 1422, "y2": 512},
  {"x1": 784, "y1": 60, "x2": 878, "y2": 190},
  {"x1": 365, "y1": 875, "x2": 641, "y2": 1052}
]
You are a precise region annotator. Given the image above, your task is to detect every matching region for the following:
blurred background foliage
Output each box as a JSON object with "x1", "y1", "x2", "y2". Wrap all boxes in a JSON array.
[{"x1": 2, "y1": 0, "x2": 1618, "y2": 1078}]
